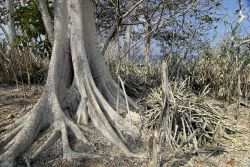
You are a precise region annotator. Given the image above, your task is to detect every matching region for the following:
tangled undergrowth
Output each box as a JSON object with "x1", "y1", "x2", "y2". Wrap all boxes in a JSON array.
[
  {"x1": 141, "y1": 81, "x2": 236, "y2": 150},
  {"x1": 187, "y1": 50, "x2": 250, "y2": 100},
  {"x1": 107, "y1": 59, "x2": 237, "y2": 161},
  {"x1": 108, "y1": 60, "x2": 161, "y2": 99},
  {"x1": 0, "y1": 43, "x2": 48, "y2": 85}
]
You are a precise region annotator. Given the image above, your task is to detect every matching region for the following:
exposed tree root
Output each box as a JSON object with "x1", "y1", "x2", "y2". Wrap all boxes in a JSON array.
[
  {"x1": 31, "y1": 130, "x2": 60, "y2": 161},
  {"x1": 76, "y1": 98, "x2": 89, "y2": 125},
  {"x1": 0, "y1": 97, "x2": 49, "y2": 166},
  {"x1": 30, "y1": 102, "x2": 100, "y2": 162},
  {"x1": 3, "y1": 114, "x2": 29, "y2": 131},
  {"x1": 0, "y1": 83, "x2": 142, "y2": 166},
  {"x1": 0, "y1": 125, "x2": 23, "y2": 149}
]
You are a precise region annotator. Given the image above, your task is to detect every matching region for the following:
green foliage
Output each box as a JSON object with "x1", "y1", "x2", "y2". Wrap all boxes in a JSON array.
[
  {"x1": 13, "y1": 0, "x2": 53, "y2": 56},
  {"x1": 28, "y1": 66, "x2": 48, "y2": 84},
  {"x1": 204, "y1": 50, "x2": 213, "y2": 58},
  {"x1": 202, "y1": 14, "x2": 213, "y2": 22},
  {"x1": 15, "y1": 2, "x2": 45, "y2": 38}
]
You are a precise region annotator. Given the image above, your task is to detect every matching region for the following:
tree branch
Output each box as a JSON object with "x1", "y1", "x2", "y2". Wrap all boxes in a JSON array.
[
  {"x1": 122, "y1": 0, "x2": 143, "y2": 18},
  {"x1": 121, "y1": 0, "x2": 199, "y2": 59},
  {"x1": 101, "y1": 0, "x2": 143, "y2": 56},
  {"x1": 231, "y1": 0, "x2": 246, "y2": 40}
]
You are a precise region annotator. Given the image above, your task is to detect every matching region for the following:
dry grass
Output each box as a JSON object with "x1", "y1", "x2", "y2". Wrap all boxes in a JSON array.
[
  {"x1": 0, "y1": 43, "x2": 48, "y2": 85},
  {"x1": 107, "y1": 60, "x2": 161, "y2": 99},
  {"x1": 142, "y1": 80, "x2": 236, "y2": 150},
  {"x1": 109, "y1": 59, "x2": 242, "y2": 166},
  {"x1": 187, "y1": 51, "x2": 250, "y2": 100}
]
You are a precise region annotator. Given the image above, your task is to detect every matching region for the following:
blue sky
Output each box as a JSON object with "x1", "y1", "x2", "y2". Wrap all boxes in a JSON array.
[
  {"x1": 139, "y1": 0, "x2": 250, "y2": 59},
  {"x1": 212, "y1": 0, "x2": 250, "y2": 45}
]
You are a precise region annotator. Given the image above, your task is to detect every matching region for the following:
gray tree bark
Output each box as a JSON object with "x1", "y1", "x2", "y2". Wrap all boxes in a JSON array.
[
  {"x1": 0, "y1": 23, "x2": 10, "y2": 44},
  {"x1": 122, "y1": 1, "x2": 139, "y2": 61},
  {"x1": 20, "y1": 0, "x2": 25, "y2": 6},
  {"x1": 144, "y1": 17, "x2": 152, "y2": 64},
  {"x1": 6, "y1": 0, "x2": 16, "y2": 45},
  {"x1": 123, "y1": 23, "x2": 132, "y2": 61},
  {"x1": 37, "y1": 0, "x2": 54, "y2": 44},
  {"x1": 0, "y1": 0, "x2": 141, "y2": 166}
]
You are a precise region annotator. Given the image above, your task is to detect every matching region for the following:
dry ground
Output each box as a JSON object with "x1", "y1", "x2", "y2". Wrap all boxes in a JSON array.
[
  {"x1": 188, "y1": 98, "x2": 250, "y2": 167},
  {"x1": 0, "y1": 85, "x2": 249, "y2": 167}
]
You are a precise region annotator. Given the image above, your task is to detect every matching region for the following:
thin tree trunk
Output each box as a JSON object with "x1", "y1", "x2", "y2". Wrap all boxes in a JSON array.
[
  {"x1": 0, "y1": 24, "x2": 10, "y2": 45},
  {"x1": 144, "y1": 24, "x2": 152, "y2": 64},
  {"x1": 123, "y1": 23, "x2": 132, "y2": 61},
  {"x1": 101, "y1": 24, "x2": 118, "y2": 56},
  {"x1": 123, "y1": 0, "x2": 137, "y2": 61},
  {"x1": 37, "y1": 0, "x2": 54, "y2": 44},
  {"x1": 20, "y1": 0, "x2": 25, "y2": 6},
  {"x1": 6, "y1": 0, "x2": 16, "y2": 45}
]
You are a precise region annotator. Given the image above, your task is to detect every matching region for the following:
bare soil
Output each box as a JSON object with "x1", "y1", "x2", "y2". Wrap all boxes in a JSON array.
[{"x1": 0, "y1": 85, "x2": 249, "y2": 167}]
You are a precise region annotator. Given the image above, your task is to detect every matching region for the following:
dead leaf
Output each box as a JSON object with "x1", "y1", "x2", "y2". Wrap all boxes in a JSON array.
[{"x1": 226, "y1": 159, "x2": 236, "y2": 167}]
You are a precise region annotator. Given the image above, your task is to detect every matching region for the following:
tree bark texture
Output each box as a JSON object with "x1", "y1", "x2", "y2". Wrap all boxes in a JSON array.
[
  {"x1": 37, "y1": 0, "x2": 54, "y2": 44},
  {"x1": 0, "y1": 0, "x2": 141, "y2": 166},
  {"x1": 144, "y1": 23, "x2": 152, "y2": 64},
  {"x1": 6, "y1": 0, "x2": 16, "y2": 44}
]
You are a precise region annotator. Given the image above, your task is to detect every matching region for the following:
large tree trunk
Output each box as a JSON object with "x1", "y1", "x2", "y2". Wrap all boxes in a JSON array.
[{"x1": 0, "y1": 0, "x2": 140, "y2": 166}]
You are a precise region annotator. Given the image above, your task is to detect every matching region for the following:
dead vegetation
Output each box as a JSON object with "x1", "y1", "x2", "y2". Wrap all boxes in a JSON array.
[
  {"x1": 0, "y1": 42, "x2": 48, "y2": 86},
  {"x1": 187, "y1": 49, "x2": 250, "y2": 100},
  {"x1": 106, "y1": 56, "x2": 243, "y2": 166}
]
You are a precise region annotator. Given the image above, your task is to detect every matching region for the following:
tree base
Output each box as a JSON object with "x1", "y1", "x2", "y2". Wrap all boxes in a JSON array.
[{"x1": 0, "y1": 0, "x2": 145, "y2": 166}]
